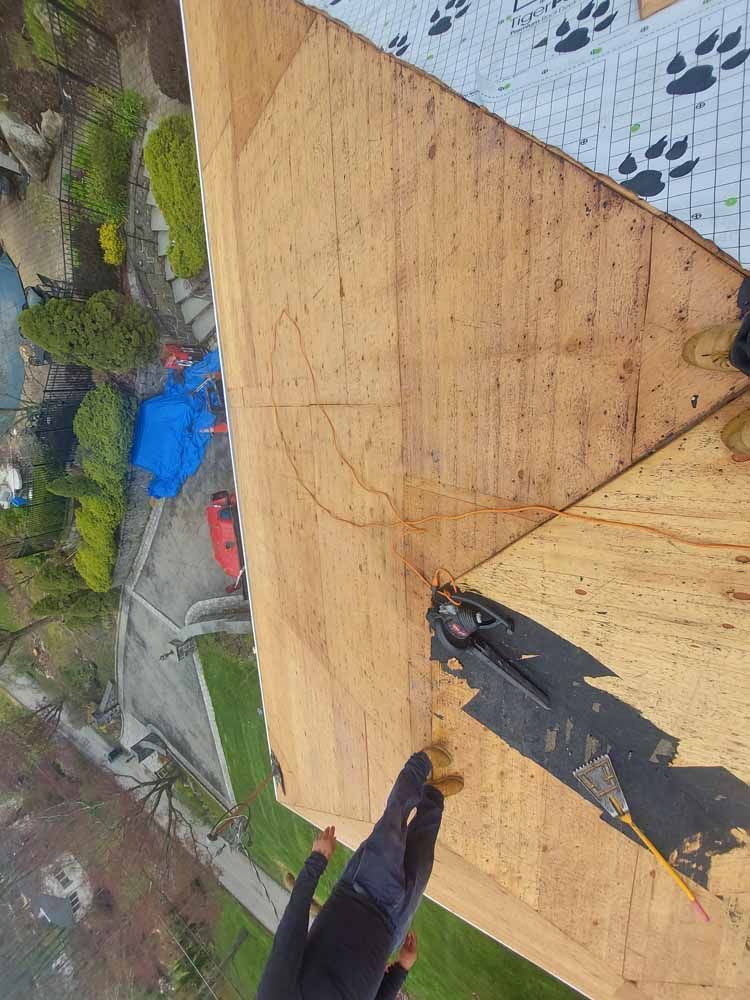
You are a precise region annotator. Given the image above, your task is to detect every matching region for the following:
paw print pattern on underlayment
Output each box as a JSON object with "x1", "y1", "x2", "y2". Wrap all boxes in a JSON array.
[
  {"x1": 533, "y1": 0, "x2": 618, "y2": 54},
  {"x1": 617, "y1": 136, "x2": 699, "y2": 198},
  {"x1": 387, "y1": 31, "x2": 409, "y2": 57},
  {"x1": 666, "y1": 26, "x2": 750, "y2": 95},
  {"x1": 428, "y1": 0, "x2": 471, "y2": 37}
]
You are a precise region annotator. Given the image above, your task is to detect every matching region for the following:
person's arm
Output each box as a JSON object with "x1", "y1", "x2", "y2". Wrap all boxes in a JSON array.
[
  {"x1": 374, "y1": 964, "x2": 409, "y2": 1000},
  {"x1": 375, "y1": 931, "x2": 417, "y2": 1000},
  {"x1": 257, "y1": 826, "x2": 336, "y2": 1000}
]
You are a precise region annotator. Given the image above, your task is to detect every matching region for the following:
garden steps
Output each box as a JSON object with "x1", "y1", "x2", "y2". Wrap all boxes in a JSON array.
[
  {"x1": 190, "y1": 303, "x2": 216, "y2": 343},
  {"x1": 157, "y1": 229, "x2": 171, "y2": 257},
  {"x1": 140, "y1": 128, "x2": 215, "y2": 347},
  {"x1": 170, "y1": 277, "x2": 193, "y2": 304},
  {"x1": 181, "y1": 295, "x2": 212, "y2": 325},
  {"x1": 150, "y1": 206, "x2": 168, "y2": 232}
]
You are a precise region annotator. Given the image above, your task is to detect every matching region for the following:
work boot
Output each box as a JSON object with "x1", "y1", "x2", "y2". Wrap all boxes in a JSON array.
[
  {"x1": 422, "y1": 744, "x2": 452, "y2": 779},
  {"x1": 682, "y1": 323, "x2": 739, "y2": 371},
  {"x1": 428, "y1": 774, "x2": 465, "y2": 798},
  {"x1": 720, "y1": 408, "x2": 750, "y2": 456}
]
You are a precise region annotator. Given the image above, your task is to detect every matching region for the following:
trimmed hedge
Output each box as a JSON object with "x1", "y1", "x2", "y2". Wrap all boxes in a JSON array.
[
  {"x1": 47, "y1": 474, "x2": 101, "y2": 499},
  {"x1": 32, "y1": 588, "x2": 118, "y2": 627},
  {"x1": 70, "y1": 385, "x2": 135, "y2": 592},
  {"x1": 18, "y1": 291, "x2": 159, "y2": 372},
  {"x1": 19, "y1": 290, "x2": 158, "y2": 372},
  {"x1": 74, "y1": 543, "x2": 115, "y2": 594},
  {"x1": 74, "y1": 384, "x2": 135, "y2": 491},
  {"x1": 77, "y1": 492, "x2": 126, "y2": 530},
  {"x1": 144, "y1": 115, "x2": 207, "y2": 278},
  {"x1": 76, "y1": 505, "x2": 118, "y2": 555},
  {"x1": 36, "y1": 559, "x2": 85, "y2": 597}
]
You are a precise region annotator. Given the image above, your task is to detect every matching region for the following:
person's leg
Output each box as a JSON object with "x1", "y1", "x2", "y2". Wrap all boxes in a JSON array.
[
  {"x1": 340, "y1": 751, "x2": 431, "y2": 923},
  {"x1": 390, "y1": 784, "x2": 444, "y2": 945}
]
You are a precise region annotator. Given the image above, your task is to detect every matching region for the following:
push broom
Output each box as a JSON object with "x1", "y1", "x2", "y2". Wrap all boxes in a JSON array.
[{"x1": 574, "y1": 754, "x2": 710, "y2": 922}]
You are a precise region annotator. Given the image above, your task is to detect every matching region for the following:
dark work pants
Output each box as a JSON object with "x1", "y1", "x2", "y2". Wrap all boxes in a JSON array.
[{"x1": 340, "y1": 751, "x2": 444, "y2": 946}]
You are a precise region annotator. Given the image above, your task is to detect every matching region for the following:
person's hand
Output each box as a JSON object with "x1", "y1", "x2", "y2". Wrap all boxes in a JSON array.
[
  {"x1": 312, "y1": 825, "x2": 337, "y2": 861},
  {"x1": 397, "y1": 931, "x2": 418, "y2": 971}
]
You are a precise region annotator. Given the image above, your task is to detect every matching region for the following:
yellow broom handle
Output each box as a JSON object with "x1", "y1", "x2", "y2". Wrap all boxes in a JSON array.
[{"x1": 620, "y1": 812, "x2": 710, "y2": 922}]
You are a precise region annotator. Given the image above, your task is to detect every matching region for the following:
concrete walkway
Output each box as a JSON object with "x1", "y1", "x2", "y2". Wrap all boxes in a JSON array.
[
  {"x1": 116, "y1": 434, "x2": 239, "y2": 806},
  {"x1": 0, "y1": 667, "x2": 290, "y2": 934}
]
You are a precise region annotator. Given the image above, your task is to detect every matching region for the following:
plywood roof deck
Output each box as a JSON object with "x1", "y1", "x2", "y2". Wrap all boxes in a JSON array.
[{"x1": 181, "y1": 1, "x2": 750, "y2": 996}]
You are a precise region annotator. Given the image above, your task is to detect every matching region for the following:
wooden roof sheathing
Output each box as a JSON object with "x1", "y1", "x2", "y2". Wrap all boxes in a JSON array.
[{"x1": 182, "y1": 0, "x2": 750, "y2": 996}]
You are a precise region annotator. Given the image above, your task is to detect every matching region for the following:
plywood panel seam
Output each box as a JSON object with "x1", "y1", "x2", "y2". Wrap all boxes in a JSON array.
[
  {"x1": 576, "y1": 503, "x2": 750, "y2": 522},
  {"x1": 458, "y1": 382, "x2": 750, "y2": 581},
  {"x1": 200, "y1": 113, "x2": 231, "y2": 177},
  {"x1": 324, "y1": 24, "x2": 349, "y2": 400},
  {"x1": 363, "y1": 711, "x2": 373, "y2": 823},
  {"x1": 235, "y1": 17, "x2": 318, "y2": 161},
  {"x1": 635, "y1": 382, "x2": 750, "y2": 464},
  {"x1": 629, "y1": 222, "x2": 655, "y2": 464},
  {"x1": 621, "y1": 864, "x2": 640, "y2": 979}
]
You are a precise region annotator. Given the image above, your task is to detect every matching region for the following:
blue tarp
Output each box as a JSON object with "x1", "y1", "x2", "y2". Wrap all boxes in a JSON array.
[{"x1": 131, "y1": 350, "x2": 221, "y2": 498}]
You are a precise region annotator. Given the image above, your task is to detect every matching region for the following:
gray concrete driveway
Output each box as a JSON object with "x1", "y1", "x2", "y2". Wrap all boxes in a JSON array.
[
  {"x1": 117, "y1": 433, "x2": 239, "y2": 804},
  {"x1": 135, "y1": 435, "x2": 234, "y2": 624}
]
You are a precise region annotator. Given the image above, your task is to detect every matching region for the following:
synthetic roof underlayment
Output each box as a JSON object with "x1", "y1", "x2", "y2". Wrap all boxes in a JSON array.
[{"x1": 306, "y1": 0, "x2": 750, "y2": 267}]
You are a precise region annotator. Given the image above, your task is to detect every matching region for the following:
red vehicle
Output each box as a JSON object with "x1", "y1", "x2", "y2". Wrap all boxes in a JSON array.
[{"x1": 206, "y1": 491, "x2": 245, "y2": 593}]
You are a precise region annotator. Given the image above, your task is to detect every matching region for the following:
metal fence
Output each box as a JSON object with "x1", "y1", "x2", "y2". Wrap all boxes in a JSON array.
[
  {"x1": 33, "y1": 362, "x2": 94, "y2": 461},
  {"x1": 56, "y1": 196, "x2": 119, "y2": 300},
  {"x1": 46, "y1": 0, "x2": 121, "y2": 93},
  {"x1": 0, "y1": 364, "x2": 93, "y2": 559},
  {"x1": 0, "y1": 461, "x2": 69, "y2": 560},
  {"x1": 46, "y1": 2, "x2": 146, "y2": 299}
]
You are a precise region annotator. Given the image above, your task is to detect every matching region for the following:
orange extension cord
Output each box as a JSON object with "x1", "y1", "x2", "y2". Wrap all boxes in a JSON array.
[{"x1": 270, "y1": 309, "x2": 750, "y2": 604}]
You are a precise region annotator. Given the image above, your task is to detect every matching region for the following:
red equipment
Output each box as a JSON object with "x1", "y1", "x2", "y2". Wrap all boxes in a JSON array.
[
  {"x1": 206, "y1": 491, "x2": 245, "y2": 593},
  {"x1": 161, "y1": 343, "x2": 206, "y2": 370}
]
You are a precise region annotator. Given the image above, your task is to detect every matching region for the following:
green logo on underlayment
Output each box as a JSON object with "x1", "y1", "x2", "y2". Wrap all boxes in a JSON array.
[
  {"x1": 630, "y1": 123, "x2": 641, "y2": 134},
  {"x1": 591, "y1": 47, "x2": 602, "y2": 55},
  {"x1": 725, "y1": 196, "x2": 739, "y2": 207}
]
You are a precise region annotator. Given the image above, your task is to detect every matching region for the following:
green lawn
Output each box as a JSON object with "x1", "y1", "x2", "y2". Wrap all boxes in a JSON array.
[
  {"x1": 0, "y1": 587, "x2": 16, "y2": 630},
  {"x1": 175, "y1": 772, "x2": 226, "y2": 828},
  {"x1": 212, "y1": 890, "x2": 273, "y2": 1000},
  {"x1": 0, "y1": 686, "x2": 24, "y2": 723},
  {"x1": 199, "y1": 634, "x2": 579, "y2": 1000}
]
